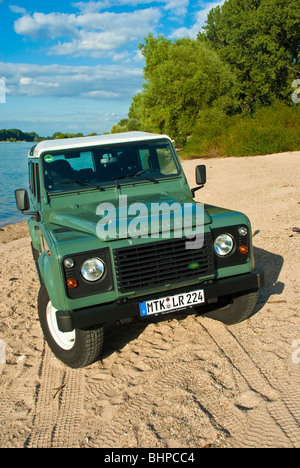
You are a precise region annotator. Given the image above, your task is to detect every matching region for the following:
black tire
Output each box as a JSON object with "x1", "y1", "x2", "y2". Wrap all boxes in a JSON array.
[
  {"x1": 199, "y1": 290, "x2": 259, "y2": 325},
  {"x1": 38, "y1": 284, "x2": 104, "y2": 368}
]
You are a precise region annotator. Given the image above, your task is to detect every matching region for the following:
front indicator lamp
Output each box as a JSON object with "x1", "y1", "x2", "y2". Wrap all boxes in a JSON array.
[
  {"x1": 81, "y1": 258, "x2": 105, "y2": 282},
  {"x1": 239, "y1": 245, "x2": 249, "y2": 255},
  {"x1": 67, "y1": 278, "x2": 78, "y2": 289},
  {"x1": 214, "y1": 234, "x2": 234, "y2": 257}
]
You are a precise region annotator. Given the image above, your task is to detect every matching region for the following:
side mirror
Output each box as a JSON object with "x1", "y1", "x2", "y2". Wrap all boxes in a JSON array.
[
  {"x1": 191, "y1": 165, "x2": 206, "y2": 198},
  {"x1": 15, "y1": 189, "x2": 30, "y2": 212},
  {"x1": 196, "y1": 165, "x2": 206, "y2": 185}
]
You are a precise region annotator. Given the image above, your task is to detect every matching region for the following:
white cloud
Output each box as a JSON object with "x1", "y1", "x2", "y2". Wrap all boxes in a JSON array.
[
  {"x1": 73, "y1": 0, "x2": 189, "y2": 15},
  {"x1": 170, "y1": 0, "x2": 225, "y2": 39},
  {"x1": 82, "y1": 90, "x2": 119, "y2": 98},
  {"x1": 163, "y1": 0, "x2": 189, "y2": 17},
  {"x1": 0, "y1": 62, "x2": 143, "y2": 100},
  {"x1": 14, "y1": 12, "x2": 79, "y2": 39},
  {"x1": 72, "y1": 1, "x2": 111, "y2": 12},
  {"x1": 13, "y1": 7, "x2": 162, "y2": 57},
  {"x1": 19, "y1": 77, "x2": 32, "y2": 85},
  {"x1": 9, "y1": 5, "x2": 27, "y2": 15},
  {"x1": 50, "y1": 31, "x2": 128, "y2": 58}
]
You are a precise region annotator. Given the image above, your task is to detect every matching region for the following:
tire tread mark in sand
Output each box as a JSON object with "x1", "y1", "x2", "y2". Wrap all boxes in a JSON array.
[
  {"x1": 151, "y1": 359, "x2": 233, "y2": 443},
  {"x1": 221, "y1": 327, "x2": 300, "y2": 447},
  {"x1": 200, "y1": 319, "x2": 300, "y2": 448},
  {"x1": 25, "y1": 343, "x2": 84, "y2": 448},
  {"x1": 266, "y1": 366, "x2": 300, "y2": 448},
  {"x1": 120, "y1": 360, "x2": 231, "y2": 446},
  {"x1": 200, "y1": 320, "x2": 278, "y2": 400}
]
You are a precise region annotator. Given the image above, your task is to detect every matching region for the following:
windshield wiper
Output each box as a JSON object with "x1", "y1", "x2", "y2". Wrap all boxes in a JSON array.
[
  {"x1": 133, "y1": 170, "x2": 159, "y2": 184},
  {"x1": 58, "y1": 180, "x2": 105, "y2": 192},
  {"x1": 111, "y1": 171, "x2": 159, "y2": 184}
]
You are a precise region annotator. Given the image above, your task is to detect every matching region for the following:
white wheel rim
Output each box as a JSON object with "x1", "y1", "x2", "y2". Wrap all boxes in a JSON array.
[{"x1": 46, "y1": 301, "x2": 76, "y2": 351}]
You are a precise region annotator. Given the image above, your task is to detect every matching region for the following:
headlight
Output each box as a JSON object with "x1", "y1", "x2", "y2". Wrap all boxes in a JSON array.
[
  {"x1": 81, "y1": 258, "x2": 105, "y2": 282},
  {"x1": 214, "y1": 234, "x2": 234, "y2": 257}
]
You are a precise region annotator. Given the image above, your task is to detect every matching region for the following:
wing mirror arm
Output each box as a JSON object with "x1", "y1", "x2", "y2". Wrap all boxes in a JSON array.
[{"x1": 191, "y1": 185, "x2": 204, "y2": 198}]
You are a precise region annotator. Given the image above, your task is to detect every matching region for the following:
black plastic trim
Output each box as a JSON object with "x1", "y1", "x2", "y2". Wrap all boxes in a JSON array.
[
  {"x1": 212, "y1": 224, "x2": 250, "y2": 267},
  {"x1": 56, "y1": 270, "x2": 265, "y2": 332},
  {"x1": 61, "y1": 248, "x2": 114, "y2": 299}
]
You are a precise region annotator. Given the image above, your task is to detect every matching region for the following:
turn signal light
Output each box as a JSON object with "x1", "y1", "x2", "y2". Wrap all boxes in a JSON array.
[
  {"x1": 239, "y1": 245, "x2": 249, "y2": 255},
  {"x1": 67, "y1": 278, "x2": 78, "y2": 289}
]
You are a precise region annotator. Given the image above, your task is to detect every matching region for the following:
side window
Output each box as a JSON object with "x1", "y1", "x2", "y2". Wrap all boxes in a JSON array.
[
  {"x1": 28, "y1": 161, "x2": 41, "y2": 202},
  {"x1": 28, "y1": 162, "x2": 32, "y2": 190},
  {"x1": 35, "y1": 163, "x2": 41, "y2": 202},
  {"x1": 32, "y1": 162, "x2": 36, "y2": 197}
]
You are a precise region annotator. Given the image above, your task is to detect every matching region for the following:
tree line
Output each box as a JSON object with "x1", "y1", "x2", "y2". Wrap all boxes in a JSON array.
[
  {"x1": 0, "y1": 129, "x2": 41, "y2": 142},
  {"x1": 111, "y1": 0, "x2": 300, "y2": 156},
  {"x1": 0, "y1": 129, "x2": 98, "y2": 142}
]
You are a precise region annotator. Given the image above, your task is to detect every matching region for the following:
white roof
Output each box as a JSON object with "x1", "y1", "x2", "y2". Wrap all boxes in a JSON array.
[{"x1": 29, "y1": 132, "x2": 172, "y2": 159}]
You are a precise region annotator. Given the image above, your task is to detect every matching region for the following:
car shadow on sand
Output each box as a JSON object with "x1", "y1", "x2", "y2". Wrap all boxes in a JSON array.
[{"x1": 250, "y1": 245, "x2": 284, "y2": 317}]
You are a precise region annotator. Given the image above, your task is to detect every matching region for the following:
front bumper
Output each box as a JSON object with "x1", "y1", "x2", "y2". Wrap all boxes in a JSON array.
[{"x1": 56, "y1": 270, "x2": 265, "y2": 332}]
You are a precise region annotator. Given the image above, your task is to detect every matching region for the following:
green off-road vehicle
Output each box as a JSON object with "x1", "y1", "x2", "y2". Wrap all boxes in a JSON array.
[{"x1": 15, "y1": 132, "x2": 264, "y2": 368}]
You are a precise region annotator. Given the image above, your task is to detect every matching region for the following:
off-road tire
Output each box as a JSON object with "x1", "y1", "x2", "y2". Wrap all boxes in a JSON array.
[
  {"x1": 200, "y1": 290, "x2": 259, "y2": 325},
  {"x1": 38, "y1": 284, "x2": 104, "y2": 368}
]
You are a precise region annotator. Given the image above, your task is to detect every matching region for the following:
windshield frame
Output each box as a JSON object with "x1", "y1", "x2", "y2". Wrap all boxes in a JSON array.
[{"x1": 41, "y1": 138, "x2": 181, "y2": 195}]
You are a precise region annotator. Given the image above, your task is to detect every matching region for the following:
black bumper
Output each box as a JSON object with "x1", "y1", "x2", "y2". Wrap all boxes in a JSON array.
[{"x1": 56, "y1": 270, "x2": 265, "y2": 332}]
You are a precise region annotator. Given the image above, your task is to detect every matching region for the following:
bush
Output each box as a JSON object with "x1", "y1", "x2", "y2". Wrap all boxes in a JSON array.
[
  {"x1": 180, "y1": 101, "x2": 300, "y2": 158},
  {"x1": 224, "y1": 101, "x2": 300, "y2": 156},
  {"x1": 179, "y1": 108, "x2": 232, "y2": 158}
]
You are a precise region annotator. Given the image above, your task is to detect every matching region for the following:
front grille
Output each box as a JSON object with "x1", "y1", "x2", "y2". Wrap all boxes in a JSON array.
[{"x1": 113, "y1": 232, "x2": 214, "y2": 293}]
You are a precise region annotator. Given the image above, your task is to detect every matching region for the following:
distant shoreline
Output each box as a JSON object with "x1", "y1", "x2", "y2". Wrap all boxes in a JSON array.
[{"x1": 0, "y1": 140, "x2": 37, "y2": 143}]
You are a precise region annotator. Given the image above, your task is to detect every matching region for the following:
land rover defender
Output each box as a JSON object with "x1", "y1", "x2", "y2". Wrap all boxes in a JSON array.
[{"x1": 15, "y1": 132, "x2": 264, "y2": 368}]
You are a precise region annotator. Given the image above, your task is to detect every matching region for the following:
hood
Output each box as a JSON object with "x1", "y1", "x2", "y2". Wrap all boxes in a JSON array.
[{"x1": 49, "y1": 193, "x2": 211, "y2": 241}]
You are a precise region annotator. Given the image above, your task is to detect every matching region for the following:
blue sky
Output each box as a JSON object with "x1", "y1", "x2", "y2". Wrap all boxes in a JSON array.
[{"x1": 0, "y1": 0, "x2": 225, "y2": 137}]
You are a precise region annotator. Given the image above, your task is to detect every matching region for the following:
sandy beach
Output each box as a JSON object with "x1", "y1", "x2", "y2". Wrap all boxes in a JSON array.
[{"x1": 0, "y1": 151, "x2": 299, "y2": 448}]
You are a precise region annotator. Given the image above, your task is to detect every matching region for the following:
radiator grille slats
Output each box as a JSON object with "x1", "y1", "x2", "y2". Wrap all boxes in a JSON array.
[{"x1": 113, "y1": 233, "x2": 214, "y2": 292}]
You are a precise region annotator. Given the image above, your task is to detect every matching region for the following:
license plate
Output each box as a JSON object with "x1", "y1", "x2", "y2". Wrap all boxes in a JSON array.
[{"x1": 140, "y1": 289, "x2": 205, "y2": 317}]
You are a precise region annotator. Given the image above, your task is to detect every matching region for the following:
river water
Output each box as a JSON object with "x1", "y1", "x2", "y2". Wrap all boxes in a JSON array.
[{"x1": 0, "y1": 142, "x2": 33, "y2": 227}]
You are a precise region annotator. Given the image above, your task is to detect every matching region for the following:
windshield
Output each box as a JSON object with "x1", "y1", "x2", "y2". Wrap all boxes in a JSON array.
[{"x1": 43, "y1": 139, "x2": 179, "y2": 193}]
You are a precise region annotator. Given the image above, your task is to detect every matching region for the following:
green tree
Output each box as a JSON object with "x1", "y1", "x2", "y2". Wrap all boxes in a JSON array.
[
  {"x1": 52, "y1": 132, "x2": 84, "y2": 139},
  {"x1": 0, "y1": 128, "x2": 41, "y2": 141},
  {"x1": 129, "y1": 34, "x2": 237, "y2": 145},
  {"x1": 198, "y1": 0, "x2": 300, "y2": 112},
  {"x1": 110, "y1": 118, "x2": 141, "y2": 134}
]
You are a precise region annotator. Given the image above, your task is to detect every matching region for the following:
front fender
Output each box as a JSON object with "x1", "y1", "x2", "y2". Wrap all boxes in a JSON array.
[
  {"x1": 38, "y1": 251, "x2": 67, "y2": 310},
  {"x1": 28, "y1": 218, "x2": 42, "y2": 253}
]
